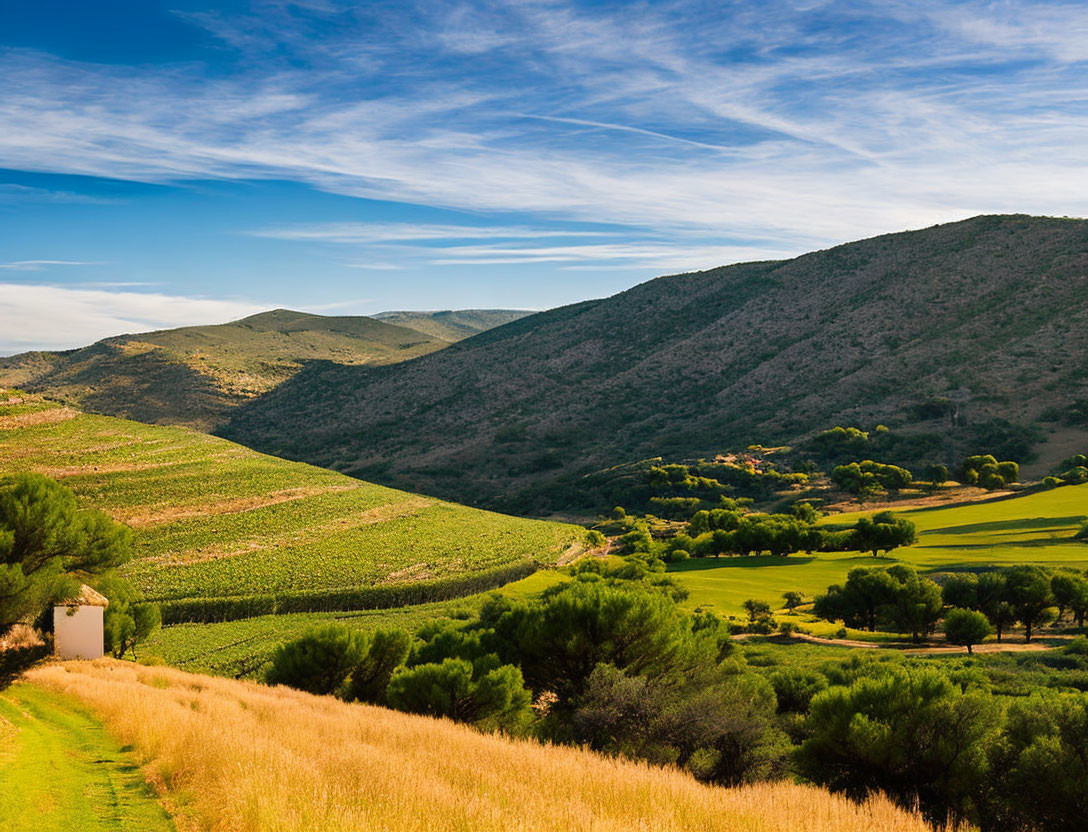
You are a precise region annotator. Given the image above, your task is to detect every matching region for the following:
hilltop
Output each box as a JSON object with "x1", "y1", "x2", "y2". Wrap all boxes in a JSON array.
[
  {"x1": 0, "y1": 309, "x2": 446, "y2": 430},
  {"x1": 222, "y1": 215, "x2": 1088, "y2": 511},
  {"x1": 0, "y1": 395, "x2": 578, "y2": 620},
  {"x1": 17, "y1": 660, "x2": 946, "y2": 832},
  {"x1": 373, "y1": 308, "x2": 533, "y2": 341}
]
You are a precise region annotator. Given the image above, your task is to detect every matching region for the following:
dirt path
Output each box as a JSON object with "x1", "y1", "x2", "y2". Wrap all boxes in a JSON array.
[
  {"x1": 736, "y1": 631, "x2": 1074, "y2": 655},
  {"x1": 0, "y1": 681, "x2": 175, "y2": 831}
]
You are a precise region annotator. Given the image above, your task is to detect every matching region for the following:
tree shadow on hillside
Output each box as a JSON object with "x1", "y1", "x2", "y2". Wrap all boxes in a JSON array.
[
  {"x1": 667, "y1": 555, "x2": 817, "y2": 573},
  {"x1": 0, "y1": 645, "x2": 50, "y2": 691},
  {"x1": 925, "y1": 515, "x2": 1086, "y2": 536}
]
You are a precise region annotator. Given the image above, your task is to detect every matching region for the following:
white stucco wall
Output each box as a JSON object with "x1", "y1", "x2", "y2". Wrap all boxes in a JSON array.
[{"x1": 54, "y1": 605, "x2": 105, "y2": 660}]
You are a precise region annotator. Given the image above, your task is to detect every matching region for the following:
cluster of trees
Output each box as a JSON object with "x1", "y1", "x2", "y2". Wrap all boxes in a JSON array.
[
  {"x1": 662, "y1": 508, "x2": 915, "y2": 561},
  {"x1": 943, "y1": 567, "x2": 1088, "y2": 641},
  {"x1": 961, "y1": 455, "x2": 1020, "y2": 490},
  {"x1": 567, "y1": 454, "x2": 808, "y2": 519},
  {"x1": 1043, "y1": 453, "x2": 1088, "y2": 488},
  {"x1": 795, "y1": 659, "x2": 1088, "y2": 830},
  {"x1": 814, "y1": 564, "x2": 1088, "y2": 646},
  {"x1": 814, "y1": 565, "x2": 943, "y2": 641},
  {"x1": 269, "y1": 568, "x2": 1088, "y2": 831},
  {"x1": 830, "y1": 460, "x2": 913, "y2": 500},
  {"x1": 269, "y1": 577, "x2": 789, "y2": 783},
  {"x1": 1, "y1": 474, "x2": 157, "y2": 656}
]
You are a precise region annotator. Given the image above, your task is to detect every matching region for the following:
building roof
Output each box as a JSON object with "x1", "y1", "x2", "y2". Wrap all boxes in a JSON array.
[{"x1": 57, "y1": 584, "x2": 110, "y2": 608}]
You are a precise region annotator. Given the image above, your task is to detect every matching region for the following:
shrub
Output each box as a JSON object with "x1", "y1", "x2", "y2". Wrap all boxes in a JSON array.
[
  {"x1": 345, "y1": 628, "x2": 412, "y2": 705},
  {"x1": 386, "y1": 658, "x2": 531, "y2": 733},
  {"x1": 104, "y1": 601, "x2": 161, "y2": 660},
  {"x1": 0, "y1": 473, "x2": 134, "y2": 631},
  {"x1": 798, "y1": 666, "x2": 1003, "y2": 823},
  {"x1": 266, "y1": 624, "x2": 367, "y2": 696},
  {"x1": 159, "y1": 560, "x2": 539, "y2": 624},
  {"x1": 943, "y1": 608, "x2": 993, "y2": 654}
]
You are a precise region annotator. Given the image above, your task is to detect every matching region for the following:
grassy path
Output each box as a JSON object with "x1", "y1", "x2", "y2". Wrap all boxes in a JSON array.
[{"x1": 0, "y1": 681, "x2": 174, "y2": 832}]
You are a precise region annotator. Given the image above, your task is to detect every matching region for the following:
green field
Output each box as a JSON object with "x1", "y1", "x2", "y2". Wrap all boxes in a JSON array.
[
  {"x1": 0, "y1": 402, "x2": 580, "y2": 606},
  {"x1": 667, "y1": 485, "x2": 1088, "y2": 618},
  {"x1": 0, "y1": 683, "x2": 174, "y2": 831}
]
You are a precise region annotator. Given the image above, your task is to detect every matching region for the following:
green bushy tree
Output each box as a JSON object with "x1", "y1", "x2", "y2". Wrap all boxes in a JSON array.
[
  {"x1": 345, "y1": 628, "x2": 412, "y2": 704},
  {"x1": 1004, "y1": 566, "x2": 1055, "y2": 642},
  {"x1": 0, "y1": 473, "x2": 133, "y2": 632},
  {"x1": 798, "y1": 666, "x2": 1002, "y2": 824},
  {"x1": 266, "y1": 624, "x2": 367, "y2": 696},
  {"x1": 386, "y1": 658, "x2": 531, "y2": 732},
  {"x1": 103, "y1": 601, "x2": 161, "y2": 659},
  {"x1": 943, "y1": 608, "x2": 993, "y2": 654}
]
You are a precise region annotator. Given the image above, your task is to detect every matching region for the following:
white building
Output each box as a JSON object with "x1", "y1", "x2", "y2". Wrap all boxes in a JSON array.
[{"x1": 54, "y1": 584, "x2": 109, "y2": 660}]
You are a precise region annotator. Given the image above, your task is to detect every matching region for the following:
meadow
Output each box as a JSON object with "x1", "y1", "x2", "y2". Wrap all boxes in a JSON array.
[
  {"x1": 24, "y1": 659, "x2": 955, "y2": 832},
  {"x1": 666, "y1": 484, "x2": 1088, "y2": 619},
  {"x1": 0, "y1": 401, "x2": 580, "y2": 610},
  {"x1": 0, "y1": 682, "x2": 174, "y2": 831}
]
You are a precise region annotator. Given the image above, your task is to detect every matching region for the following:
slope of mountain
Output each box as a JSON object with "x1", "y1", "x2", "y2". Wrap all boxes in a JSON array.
[
  {"x1": 373, "y1": 308, "x2": 533, "y2": 341},
  {"x1": 0, "y1": 395, "x2": 578, "y2": 612},
  {"x1": 222, "y1": 215, "x2": 1088, "y2": 511},
  {"x1": 26, "y1": 661, "x2": 943, "y2": 832},
  {"x1": 0, "y1": 309, "x2": 445, "y2": 430}
]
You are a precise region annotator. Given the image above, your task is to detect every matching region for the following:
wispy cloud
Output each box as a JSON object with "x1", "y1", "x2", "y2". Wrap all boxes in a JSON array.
[
  {"x1": 250, "y1": 223, "x2": 608, "y2": 244},
  {"x1": 0, "y1": 284, "x2": 266, "y2": 354},
  {"x1": 0, "y1": 260, "x2": 103, "y2": 271},
  {"x1": 0, "y1": 183, "x2": 119, "y2": 205},
  {"x1": 1, "y1": 0, "x2": 1087, "y2": 259}
]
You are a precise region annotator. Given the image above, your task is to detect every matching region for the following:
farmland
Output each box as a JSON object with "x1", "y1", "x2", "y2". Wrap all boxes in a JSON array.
[
  {"x1": 666, "y1": 484, "x2": 1088, "y2": 619},
  {"x1": 0, "y1": 398, "x2": 580, "y2": 610},
  {"x1": 587, "y1": 484, "x2": 1087, "y2": 626}
]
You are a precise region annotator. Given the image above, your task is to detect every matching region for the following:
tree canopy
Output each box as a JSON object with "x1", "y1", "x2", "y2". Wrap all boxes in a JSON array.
[{"x1": 0, "y1": 473, "x2": 133, "y2": 632}]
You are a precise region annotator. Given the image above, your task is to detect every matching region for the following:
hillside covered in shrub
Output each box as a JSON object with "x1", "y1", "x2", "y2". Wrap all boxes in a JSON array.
[{"x1": 222, "y1": 215, "x2": 1088, "y2": 511}]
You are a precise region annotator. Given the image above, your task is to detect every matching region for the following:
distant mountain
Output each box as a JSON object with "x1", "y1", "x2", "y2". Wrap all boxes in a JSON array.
[
  {"x1": 373, "y1": 309, "x2": 533, "y2": 342},
  {"x1": 221, "y1": 216, "x2": 1088, "y2": 511},
  {"x1": 0, "y1": 309, "x2": 445, "y2": 430}
]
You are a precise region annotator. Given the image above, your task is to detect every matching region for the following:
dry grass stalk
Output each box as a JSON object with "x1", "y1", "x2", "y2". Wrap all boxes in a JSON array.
[{"x1": 28, "y1": 660, "x2": 960, "y2": 832}]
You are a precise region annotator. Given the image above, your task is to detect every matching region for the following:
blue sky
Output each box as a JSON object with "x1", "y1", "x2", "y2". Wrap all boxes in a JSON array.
[{"x1": 2, "y1": 0, "x2": 1088, "y2": 353}]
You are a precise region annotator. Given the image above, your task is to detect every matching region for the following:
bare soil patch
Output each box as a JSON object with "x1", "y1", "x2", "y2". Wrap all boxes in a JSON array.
[
  {"x1": 0, "y1": 407, "x2": 77, "y2": 430},
  {"x1": 117, "y1": 484, "x2": 359, "y2": 527}
]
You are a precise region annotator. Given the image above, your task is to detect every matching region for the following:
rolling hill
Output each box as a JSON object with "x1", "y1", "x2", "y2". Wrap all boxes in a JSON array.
[
  {"x1": 21, "y1": 660, "x2": 947, "y2": 832},
  {"x1": 0, "y1": 395, "x2": 579, "y2": 617},
  {"x1": 222, "y1": 215, "x2": 1088, "y2": 511},
  {"x1": 0, "y1": 309, "x2": 447, "y2": 430},
  {"x1": 373, "y1": 308, "x2": 533, "y2": 341}
]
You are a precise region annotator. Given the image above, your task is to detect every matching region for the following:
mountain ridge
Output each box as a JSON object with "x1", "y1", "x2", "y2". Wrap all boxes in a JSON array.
[
  {"x1": 221, "y1": 215, "x2": 1088, "y2": 510},
  {"x1": 0, "y1": 309, "x2": 445, "y2": 430}
]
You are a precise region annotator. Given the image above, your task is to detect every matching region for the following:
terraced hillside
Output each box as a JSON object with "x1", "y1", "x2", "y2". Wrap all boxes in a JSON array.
[
  {"x1": 0, "y1": 396, "x2": 579, "y2": 616},
  {"x1": 0, "y1": 309, "x2": 446, "y2": 430},
  {"x1": 223, "y1": 215, "x2": 1088, "y2": 511}
]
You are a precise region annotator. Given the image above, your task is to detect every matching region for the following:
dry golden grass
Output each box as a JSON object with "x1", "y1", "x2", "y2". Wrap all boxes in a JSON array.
[{"x1": 27, "y1": 660, "x2": 955, "y2": 832}]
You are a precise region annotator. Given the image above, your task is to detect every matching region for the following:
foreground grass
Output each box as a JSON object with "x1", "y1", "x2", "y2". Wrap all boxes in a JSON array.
[
  {"x1": 0, "y1": 406, "x2": 579, "y2": 603},
  {"x1": 668, "y1": 484, "x2": 1088, "y2": 617},
  {"x1": 0, "y1": 682, "x2": 174, "y2": 831},
  {"x1": 28, "y1": 660, "x2": 952, "y2": 832}
]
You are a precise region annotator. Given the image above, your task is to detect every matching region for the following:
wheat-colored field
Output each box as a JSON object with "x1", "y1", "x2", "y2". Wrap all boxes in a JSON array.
[{"x1": 28, "y1": 660, "x2": 954, "y2": 832}]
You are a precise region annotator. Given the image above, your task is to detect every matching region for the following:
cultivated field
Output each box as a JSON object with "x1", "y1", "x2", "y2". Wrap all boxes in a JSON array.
[
  {"x1": 25, "y1": 660, "x2": 954, "y2": 832},
  {"x1": 667, "y1": 484, "x2": 1088, "y2": 618},
  {"x1": 0, "y1": 400, "x2": 580, "y2": 608}
]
